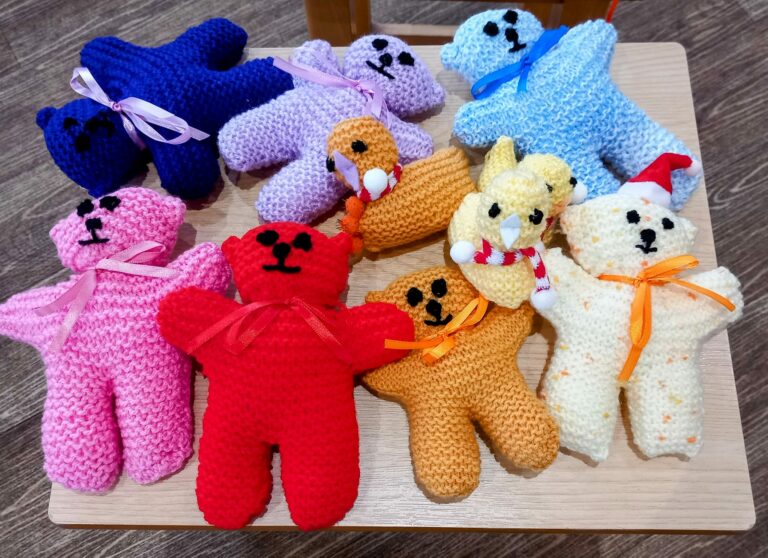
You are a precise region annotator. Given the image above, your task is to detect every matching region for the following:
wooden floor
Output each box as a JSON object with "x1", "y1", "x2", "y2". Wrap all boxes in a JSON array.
[{"x1": 0, "y1": 0, "x2": 765, "y2": 555}]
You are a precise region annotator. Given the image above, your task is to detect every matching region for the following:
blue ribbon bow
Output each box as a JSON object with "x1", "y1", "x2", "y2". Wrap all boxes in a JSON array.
[{"x1": 471, "y1": 25, "x2": 569, "y2": 99}]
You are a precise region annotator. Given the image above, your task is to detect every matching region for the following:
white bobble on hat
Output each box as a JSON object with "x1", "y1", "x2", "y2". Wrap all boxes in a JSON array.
[{"x1": 617, "y1": 153, "x2": 702, "y2": 208}]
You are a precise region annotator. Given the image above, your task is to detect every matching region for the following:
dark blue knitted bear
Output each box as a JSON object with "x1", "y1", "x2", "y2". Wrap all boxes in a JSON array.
[{"x1": 37, "y1": 19, "x2": 293, "y2": 199}]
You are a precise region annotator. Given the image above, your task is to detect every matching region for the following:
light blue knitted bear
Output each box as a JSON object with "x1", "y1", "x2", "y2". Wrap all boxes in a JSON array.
[{"x1": 442, "y1": 9, "x2": 700, "y2": 209}]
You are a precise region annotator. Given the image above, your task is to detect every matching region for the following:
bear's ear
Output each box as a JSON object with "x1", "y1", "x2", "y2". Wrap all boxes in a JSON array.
[
  {"x1": 331, "y1": 231, "x2": 353, "y2": 256},
  {"x1": 221, "y1": 235, "x2": 240, "y2": 261},
  {"x1": 366, "y1": 290, "x2": 385, "y2": 303},
  {"x1": 679, "y1": 215, "x2": 698, "y2": 244},
  {"x1": 440, "y1": 42, "x2": 459, "y2": 69},
  {"x1": 36, "y1": 107, "x2": 56, "y2": 130},
  {"x1": 164, "y1": 195, "x2": 186, "y2": 228},
  {"x1": 560, "y1": 203, "x2": 585, "y2": 235}
]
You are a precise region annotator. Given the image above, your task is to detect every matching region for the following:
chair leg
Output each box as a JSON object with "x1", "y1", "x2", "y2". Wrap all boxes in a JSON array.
[{"x1": 304, "y1": 0, "x2": 354, "y2": 45}]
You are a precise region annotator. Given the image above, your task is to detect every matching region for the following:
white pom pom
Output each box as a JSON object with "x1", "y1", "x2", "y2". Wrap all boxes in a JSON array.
[
  {"x1": 363, "y1": 168, "x2": 389, "y2": 200},
  {"x1": 685, "y1": 158, "x2": 702, "y2": 177},
  {"x1": 450, "y1": 240, "x2": 476, "y2": 264},
  {"x1": 571, "y1": 180, "x2": 588, "y2": 204},
  {"x1": 531, "y1": 288, "x2": 557, "y2": 310}
]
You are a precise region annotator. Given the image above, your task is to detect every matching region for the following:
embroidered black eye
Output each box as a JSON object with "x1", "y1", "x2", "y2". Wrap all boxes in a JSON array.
[
  {"x1": 85, "y1": 115, "x2": 115, "y2": 136},
  {"x1": 99, "y1": 196, "x2": 120, "y2": 211},
  {"x1": 325, "y1": 157, "x2": 335, "y2": 172},
  {"x1": 372, "y1": 38, "x2": 388, "y2": 51},
  {"x1": 503, "y1": 10, "x2": 518, "y2": 24},
  {"x1": 626, "y1": 210, "x2": 641, "y2": 224},
  {"x1": 406, "y1": 287, "x2": 423, "y2": 307},
  {"x1": 570, "y1": 176, "x2": 578, "y2": 187},
  {"x1": 63, "y1": 117, "x2": 78, "y2": 129},
  {"x1": 257, "y1": 230, "x2": 279, "y2": 246},
  {"x1": 483, "y1": 21, "x2": 499, "y2": 37},
  {"x1": 74, "y1": 133, "x2": 91, "y2": 153},
  {"x1": 397, "y1": 51, "x2": 414, "y2": 66},
  {"x1": 662, "y1": 217, "x2": 675, "y2": 230},
  {"x1": 76, "y1": 199, "x2": 94, "y2": 217},
  {"x1": 292, "y1": 232, "x2": 312, "y2": 251},
  {"x1": 351, "y1": 140, "x2": 368, "y2": 153},
  {"x1": 488, "y1": 203, "x2": 501, "y2": 218},
  {"x1": 431, "y1": 278, "x2": 447, "y2": 298},
  {"x1": 546, "y1": 183, "x2": 553, "y2": 193},
  {"x1": 529, "y1": 208, "x2": 544, "y2": 225}
]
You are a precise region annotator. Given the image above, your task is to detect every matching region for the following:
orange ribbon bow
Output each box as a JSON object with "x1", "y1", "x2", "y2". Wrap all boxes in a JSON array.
[
  {"x1": 599, "y1": 255, "x2": 735, "y2": 382},
  {"x1": 384, "y1": 296, "x2": 489, "y2": 364}
]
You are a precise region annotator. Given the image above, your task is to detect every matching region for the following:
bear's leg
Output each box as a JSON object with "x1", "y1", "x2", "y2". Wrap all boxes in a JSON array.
[
  {"x1": 42, "y1": 362, "x2": 121, "y2": 491},
  {"x1": 625, "y1": 359, "x2": 704, "y2": 459},
  {"x1": 280, "y1": 403, "x2": 359, "y2": 530},
  {"x1": 210, "y1": 63, "x2": 294, "y2": 122},
  {"x1": 113, "y1": 350, "x2": 193, "y2": 484},
  {"x1": 565, "y1": 150, "x2": 622, "y2": 200},
  {"x1": 408, "y1": 402, "x2": 480, "y2": 499},
  {"x1": 171, "y1": 18, "x2": 247, "y2": 70},
  {"x1": 472, "y1": 372, "x2": 559, "y2": 471},
  {"x1": 256, "y1": 149, "x2": 347, "y2": 223},
  {"x1": 151, "y1": 140, "x2": 222, "y2": 199},
  {"x1": 196, "y1": 400, "x2": 273, "y2": 529},
  {"x1": 543, "y1": 350, "x2": 620, "y2": 462}
]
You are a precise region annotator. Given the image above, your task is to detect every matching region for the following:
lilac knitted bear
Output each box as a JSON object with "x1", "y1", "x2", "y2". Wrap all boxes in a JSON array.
[
  {"x1": 218, "y1": 36, "x2": 445, "y2": 224},
  {"x1": 0, "y1": 188, "x2": 230, "y2": 492}
]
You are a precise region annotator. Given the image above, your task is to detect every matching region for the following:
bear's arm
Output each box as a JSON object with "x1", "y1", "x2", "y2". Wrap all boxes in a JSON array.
[
  {"x1": 556, "y1": 19, "x2": 617, "y2": 74},
  {"x1": 167, "y1": 242, "x2": 231, "y2": 295},
  {"x1": 482, "y1": 304, "x2": 535, "y2": 353},
  {"x1": 342, "y1": 302, "x2": 414, "y2": 374},
  {"x1": 388, "y1": 117, "x2": 434, "y2": 163},
  {"x1": 538, "y1": 248, "x2": 599, "y2": 326},
  {"x1": 452, "y1": 98, "x2": 508, "y2": 148},
  {"x1": 0, "y1": 279, "x2": 75, "y2": 351},
  {"x1": 677, "y1": 267, "x2": 744, "y2": 335},
  {"x1": 362, "y1": 356, "x2": 417, "y2": 400}
]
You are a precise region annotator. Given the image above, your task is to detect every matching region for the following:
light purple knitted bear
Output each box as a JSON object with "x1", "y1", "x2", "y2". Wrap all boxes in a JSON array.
[
  {"x1": 218, "y1": 36, "x2": 445, "y2": 224},
  {"x1": 0, "y1": 188, "x2": 230, "y2": 492}
]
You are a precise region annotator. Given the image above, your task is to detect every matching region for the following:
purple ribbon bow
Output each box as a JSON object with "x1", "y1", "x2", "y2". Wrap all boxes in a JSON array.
[
  {"x1": 272, "y1": 57, "x2": 390, "y2": 125},
  {"x1": 70, "y1": 67, "x2": 210, "y2": 150}
]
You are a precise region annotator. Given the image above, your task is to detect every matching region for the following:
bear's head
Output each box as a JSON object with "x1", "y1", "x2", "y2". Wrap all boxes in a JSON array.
[
  {"x1": 367, "y1": 266, "x2": 476, "y2": 339},
  {"x1": 560, "y1": 194, "x2": 697, "y2": 277},
  {"x1": 478, "y1": 168, "x2": 551, "y2": 250},
  {"x1": 441, "y1": 9, "x2": 544, "y2": 83},
  {"x1": 344, "y1": 35, "x2": 445, "y2": 118},
  {"x1": 222, "y1": 223, "x2": 353, "y2": 305},
  {"x1": 50, "y1": 187, "x2": 185, "y2": 272},
  {"x1": 37, "y1": 99, "x2": 147, "y2": 197},
  {"x1": 326, "y1": 116, "x2": 399, "y2": 198}
]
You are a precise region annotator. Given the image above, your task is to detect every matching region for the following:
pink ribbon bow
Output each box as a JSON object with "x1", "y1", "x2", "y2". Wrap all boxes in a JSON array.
[
  {"x1": 272, "y1": 57, "x2": 390, "y2": 125},
  {"x1": 35, "y1": 241, "x2": 178, "y2": 352},
  {"x1": 70, "y1": 67, "x2": 210, "y2": 150}
]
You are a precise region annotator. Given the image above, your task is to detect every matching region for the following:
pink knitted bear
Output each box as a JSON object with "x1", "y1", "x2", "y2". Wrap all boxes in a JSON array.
[{"x1": 0, "y1": 187, "x2": 230, "y2": 492}]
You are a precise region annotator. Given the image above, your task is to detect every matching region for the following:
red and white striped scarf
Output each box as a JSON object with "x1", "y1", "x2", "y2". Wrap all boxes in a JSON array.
[
  {"x1": 359, "y1": 163, "x2": 402, "y2": 203},
  {"x1": 472, "y1": 239, "x2": 552, "y2": 296}
]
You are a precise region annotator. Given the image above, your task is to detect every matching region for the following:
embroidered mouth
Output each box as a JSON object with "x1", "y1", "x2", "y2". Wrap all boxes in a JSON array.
[
  {"x1": 262, "y1": 261, "x2": 301, "y2": 274},
  {"x1": 365, "y1": 60, "x2": 395, "y2": 80},
  {"x1": 78, "y1": 231, "x2": 109, "y2": 246},
  {"x1": 424, "y1": 314, "x2": 453, "y2": 327},
  {"x1": 635, "y1": 243, "x2": 658, "y2": 254},
  {"x1": 508, "y1": 42, "x2": 526, "y2": 53}
]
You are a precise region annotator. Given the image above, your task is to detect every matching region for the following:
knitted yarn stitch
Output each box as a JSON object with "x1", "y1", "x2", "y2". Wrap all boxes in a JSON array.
[
  {"x1": 0, "y1": 188, "x2": 230, "y2": 491},
  {"x1": 364, "y1": 267, "x2": 559, "y2": 498},
  {"x1": 37, "y1": 19, "x2": 293, "y2": 199},
  {"x1": 157, "y1": 223, "x2": 413, "y2": 530},
  {"x1": 538, "y1": 194, "x2": 743, "y2": 462},
  {"x1": 442, "y1": 9, "x2": 699, "y2": 209},
  {"x1": 327, "y1": 116, "x2": 475, "y2": 252},
  {"x1": 217, "y1": 36, "x2": 445, "y2": 224}
]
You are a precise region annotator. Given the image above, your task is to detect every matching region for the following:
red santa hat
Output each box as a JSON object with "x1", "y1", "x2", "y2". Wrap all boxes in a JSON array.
[{"x1": 617, "y1": 153, "x2": 702, "y2": 208}]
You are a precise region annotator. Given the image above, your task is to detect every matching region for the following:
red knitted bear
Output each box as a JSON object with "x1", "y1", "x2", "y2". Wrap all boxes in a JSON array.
[{"x1": 157, "y1": 223, "x2": 413, "y2": 530}]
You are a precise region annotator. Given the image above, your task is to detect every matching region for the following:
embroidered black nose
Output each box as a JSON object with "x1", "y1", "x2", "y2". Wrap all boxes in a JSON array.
[
  {"x1": 425, "y1": 299, "x2": 443, "y2": 319},
  {"x1": 85, "y1": 217, "x2": 102, "y2": 232},
  {"x1": 273, "y1": 242, "x2": 291, "y2": 260},
  {"x1": 379, "y1": 53, "x2": 393, "y2": 67},
  {"x1": 640, "y1": 229, "x2": 656, "y2": 244}
]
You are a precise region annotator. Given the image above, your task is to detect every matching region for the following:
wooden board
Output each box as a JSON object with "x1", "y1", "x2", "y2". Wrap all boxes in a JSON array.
[{"x1": 48, "y1": 44, "x2": 754, "y2": 532}]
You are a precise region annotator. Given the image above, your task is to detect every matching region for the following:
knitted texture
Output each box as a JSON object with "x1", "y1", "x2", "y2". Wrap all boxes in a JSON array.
[
  {"x1": 37, "y1": 18, "x2": 293, "y2": 199},
  {"x1": 364, "y1": 267, "x2": 558, "y2": 498},
  {"x1": 448, "y1": 167, "x2": 554, "y2": 309},
  {"x1": 327, "y1": 116, "x2": 475, "y2": 253},
  {"x1": 0, "y1": 188, "x2": 230, "y2": 491},
  {"x1": 441, "y1": 9, "x2": 700, "y2": 209},
  {"x1": 538, "y1": 194, "x2": 743, "y2": 462},
  {"x1": 157, "y1": 223, "x2": 413, "y2": 530},
  {"x1": 217, "y1": 36, "x2": 445, "y2": 223}
]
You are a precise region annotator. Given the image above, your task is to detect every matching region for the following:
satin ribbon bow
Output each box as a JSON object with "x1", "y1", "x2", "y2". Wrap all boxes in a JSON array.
[
  {"x1": 471, "y1": 25, "x2": 569, "y2": 99},
  {"x1": 385, "y1": 296, "x2": 489, "y2": 364},
  {"x1": 70, "y1": 67, "x2": 210, "y2": 150},
  {"x1": 185, "y1": 296, "x2": 347, "y2": 360},
  {"x1": 599, "y1": 255, "x2": 736, "y2": 382},
  {"x1": 35, "y1": 241, "x2": 178, "y2": 352},
  {"x1": 272, "y1": 57, "x2": 390, "y2": 125}
]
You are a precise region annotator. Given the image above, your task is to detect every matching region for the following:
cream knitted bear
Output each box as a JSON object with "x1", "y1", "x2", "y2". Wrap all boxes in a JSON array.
[{"x1": 539, "y1": 194, "x2": 742, "y2": 462}]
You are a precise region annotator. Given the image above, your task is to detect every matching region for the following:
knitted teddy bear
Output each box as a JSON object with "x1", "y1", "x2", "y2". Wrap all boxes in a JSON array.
[
  {"x1": 217, "y1": 35, "x2": 445, "y2": 224},
  {"x1": 157, "y1": 223, "x2": 413, "y2": 530},
  {"x1": 441, "y1": 8, "x2": 700, "y2": 209},
  {"x1": 538, "y1": 155, "x2": 742, "y2": 462},
  {"x1": 449, "y1": 166, "x2": 556, "y2": 310},
  {"x1": 364, "y1": 267, "x2": 559, "y2": 499},
  {"x1": 37, "y1": 19, "x2": 293, "y2": 199},
  {"x1": 327, "y1": 116, "x2": 475, "y2": 253},
  {"x1": 0, "y1": 188, "x2": 230, "y2": 492}
]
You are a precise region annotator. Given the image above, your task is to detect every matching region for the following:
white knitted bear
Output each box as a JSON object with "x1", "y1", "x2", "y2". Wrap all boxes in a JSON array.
[{"x1": 539, "y1": 194, "x2": 743, "y2": 462}]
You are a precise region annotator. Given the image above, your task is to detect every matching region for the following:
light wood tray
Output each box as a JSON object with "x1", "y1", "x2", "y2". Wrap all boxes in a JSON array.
[{"x1": 48, "y1": 44, "x2": 754, "y2": 532}]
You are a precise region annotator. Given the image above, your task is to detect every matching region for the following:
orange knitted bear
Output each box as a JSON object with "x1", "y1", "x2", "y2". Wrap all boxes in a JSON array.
[
  {"x1": 327, "y1": 116, "x2": 475, "y2": 253},
  {"x1": 157, "y1": 223, "x2": 413, "y2": 530},
  {"x1": 364, "y1": 266, "x2": 559, "y2": 499}
]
